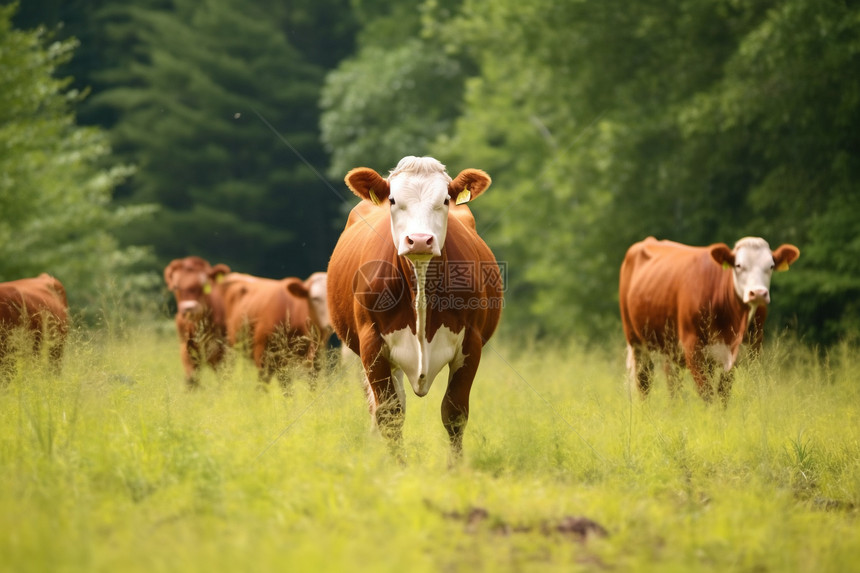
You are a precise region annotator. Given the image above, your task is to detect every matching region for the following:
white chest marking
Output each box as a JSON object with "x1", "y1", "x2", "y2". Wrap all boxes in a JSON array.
[
  {"x1": 705, "y1": 342, "x2": 737, "y2": 372},
  {"x1": 383, "y1": 325, "x2": 465, "y2": 397}
]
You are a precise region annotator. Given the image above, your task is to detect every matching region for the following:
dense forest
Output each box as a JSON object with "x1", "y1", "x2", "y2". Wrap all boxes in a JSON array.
[{"x1": 2, "y1": 0, "x2": 858, "y2": 345}]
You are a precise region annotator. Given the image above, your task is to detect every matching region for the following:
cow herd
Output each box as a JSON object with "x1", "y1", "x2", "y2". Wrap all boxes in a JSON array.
[
  {"x1": 163, "y1": 256, "x2": 330, "y2": 388},
  {"x1": 1, "y1": 155, "x2": 800, "y2": 457}
]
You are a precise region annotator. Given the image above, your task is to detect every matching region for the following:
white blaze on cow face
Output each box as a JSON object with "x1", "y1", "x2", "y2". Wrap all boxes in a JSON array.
[
  {"x1": 386, "y1": 157, "x2": 453, "y2": 259},
  {"x1": 731, "y1": 238, "x2": 776, "y2": 306},
  {"x1": 710, "y1": 237, "x2": 800, "y2": 309},
  {"x1": 307, "y1": 273, "x2": 331, "y2": 332},
  {"x1": 344, "y1": 157, "x2": 492, "y2": 263},
  {"x1": 286, "y1": 272, "x2": 332, "y2": 335}
]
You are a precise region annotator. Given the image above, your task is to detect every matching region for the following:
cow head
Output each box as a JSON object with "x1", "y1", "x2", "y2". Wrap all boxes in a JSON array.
[
  {"x1": 164, "y1": 257, "x2": 231, "y2": 320},
  {"x1": 710, "y1": 238, "x2": 800, "y2": 306},
  {"x1": 287, "y1": 272, "x2": 332, "y2": 336},
  {"x1": 345, "y1": 156, "x2": 492, "y2": 260}
]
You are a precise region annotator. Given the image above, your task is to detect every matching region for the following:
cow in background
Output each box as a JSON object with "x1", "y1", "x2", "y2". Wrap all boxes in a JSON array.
[
  {"x1": 619, "y1": 236, "x2": 800, "y2": 404},
  {"x1": 327, "y1": 156, "x2": 503, "y2": 460},
  {"x1": 0, "y1": 274, "x2": 69, "y2": 375},
  {"x1": 164, "y1": 256, "x2": 231, "y2": 387},
  {"x1": 217, "y1": 271, "x2": 331, "y2": 388}
]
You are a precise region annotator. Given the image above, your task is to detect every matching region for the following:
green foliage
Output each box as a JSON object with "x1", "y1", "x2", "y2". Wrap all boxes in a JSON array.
[
  {"x1": 320, "y1": 39, "x2": 466, "y2": 176},
  {"x1": 87, "y1": 0, "x2": 353, "y2": 279},
  {"x1": 1, "y1": 327, "x2": 859, "y2": 572},
  {"x1": 322, "y1": 0, "x2": 859, "y2": 345},
  {"x1": 9, "y1": 0, "x2": 860, "y2": 346},
  {"x1": 433, "y1": 0, "x2": 860, "y2": 343},
  {"x1": 320, "y1": 0, "x2": 469, "y2": 177},
  {"x1": 0, "y1": 4, "x2": 154, "y2": 319}
]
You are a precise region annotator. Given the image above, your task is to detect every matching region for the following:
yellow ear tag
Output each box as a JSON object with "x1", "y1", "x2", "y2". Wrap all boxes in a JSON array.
[
  {"x1": 203, "y1": 283, "x2": 212, "y2": 294},
  {"x1": 776, "y1": 261, "x2": 790, "y2": 271},
  {"x1": 455, "y1": 187, "x2": 471, "y2": 205},
  {"x1": 216, "y1": 273, "x2": 225, "y2": 283},
  {"x1": 369, "y1": 189, "x2": 381, "y2": 206},
  {"x1": 721, "y1": 261, "x2": 731, "y2": 270}
]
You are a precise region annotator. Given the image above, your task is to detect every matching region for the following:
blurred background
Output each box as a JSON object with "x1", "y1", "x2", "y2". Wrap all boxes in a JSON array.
[{"x1": 2, "y1": 0, "x2": 857, "y2": 346}]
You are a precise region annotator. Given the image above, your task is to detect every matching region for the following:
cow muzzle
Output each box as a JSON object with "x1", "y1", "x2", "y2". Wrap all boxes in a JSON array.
[
  {"x1": 178, "y1": 300, "x2": 202, "y2": 317},
  {"x1": 401, "y1": 233, "x2": 439, "y2": 257},
  {"x1": 744, "y1": 287, "x2": 770, "y2": 305}
]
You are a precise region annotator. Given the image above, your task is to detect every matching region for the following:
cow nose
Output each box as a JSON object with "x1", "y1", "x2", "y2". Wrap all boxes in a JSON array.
[
  {"x1": 178, "y1": 300, "x2": 200, "y2": 316},
  {"x1": 405, "y1": 233, "x2": 434, "y2": 254},
  {"x1": 747, "y1": 288, "x2": 770, "y2": 304}
]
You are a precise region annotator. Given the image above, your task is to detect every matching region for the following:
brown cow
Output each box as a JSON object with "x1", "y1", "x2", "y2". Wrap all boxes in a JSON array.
[
  {"x1": 217, "y1": 271, "x2": 331, "y2": 386},
  {"x1": 619, "y1": 236, "x2": 800, "y2": 403},
  {"x1": 0, "y1": 273, "x2": 69, "y2": 375},
  {"x1": 327, "y1": 156, "x2": 503, "y2": 459},
  {"x1": 164, "y1": 257, "x2": 231, "y2": 387}
]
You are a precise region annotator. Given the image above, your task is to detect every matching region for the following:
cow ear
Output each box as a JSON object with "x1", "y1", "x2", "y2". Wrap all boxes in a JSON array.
[
  {"x1": 709, "y1": 243, "x2": 734, "y2": 269},
  {"x1": 773, "y1": 244, "x2": 800, "y2": 271},
  {"x1": 209, "y1": 264, "x2": 231, "y2": 283},
  {"x1": 164, "y1": 259, "x2": 182, "y2": 289},
  {"x1": 345, "y1": 168, "x2": 390, "y2": 205},
  {"x1": 286, "y1": 279, "x2": 309, "y2": 299},
  {"x1": 448, "y1": 169, "x2": 492, "y2": 204}
]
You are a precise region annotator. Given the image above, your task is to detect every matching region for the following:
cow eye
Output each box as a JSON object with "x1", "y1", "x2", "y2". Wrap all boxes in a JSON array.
[
  {"x1": 444, "y1": 198, "x2": 450, "y2": 206},
  {"x1": 389, "y1": 197, "x2": 396, "y2": 206}
]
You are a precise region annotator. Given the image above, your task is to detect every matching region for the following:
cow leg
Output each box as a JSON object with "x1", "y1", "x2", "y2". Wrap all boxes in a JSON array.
[
  {"x1": 663, "y1": 360, "x2": 682, "y2": 398},
  {"x1": 684, "y1": 346, "x2": 714, "y2": 403},
  {"x1": 255, "y1": 338, "x2": 278, "y2": 387},
  {"x1": 717, "y1": 370, "x2": 734, "y2": 407},
  {"x1": 305, "y1": 337, "x2": 324, "y2": 392},
  {"x1": 206, "y1": 337, "x2": 226, "y2": 375},
  {"x1": 181, "y1": 340, "x2": 201, "y2": 389},
  {"x1": 442, "y1": 333, "x2": 482, "y2": 460},
  {"x1": 360, "y1": 334, "x2": 404, "y2": 457},
  {"x1": 626, "y1": 344, "x2": 654, "y2": 398}
]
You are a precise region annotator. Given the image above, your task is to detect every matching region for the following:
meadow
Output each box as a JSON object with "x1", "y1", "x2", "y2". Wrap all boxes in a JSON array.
[{"x1": 1, "y1": 319, "x2": 858, "y2": 573}]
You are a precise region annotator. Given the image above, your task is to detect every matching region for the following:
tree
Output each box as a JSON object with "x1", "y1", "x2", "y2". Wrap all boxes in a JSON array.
[
  {"x1": 87, "y1": 0, "x2": 355, "y2": 280},
  {"x1": 319, "y1": 0, "x2": 469, "y2": 177},
  {"x1": 0, "y1": 4, "x2": 153, "y2": 319},
  {"x1": 428, "y1": 0, "x2": 860, "y2": 345}
]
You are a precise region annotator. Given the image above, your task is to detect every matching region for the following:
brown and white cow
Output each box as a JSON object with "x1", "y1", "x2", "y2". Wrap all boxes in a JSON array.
[
  {"x1": 0, "y1": 273, "x2": 69, "y2": 374},
  {"x1": 327, "y1": 156, "x2": 503, "y2": 458},
  {"x1": 217, "y1": 271, "x2": 332, "y2": 386},
  {"x1": 619, "y1": 236, "x2": 800, "y2": 403},
  {"x1": 164, "y1": 256, "x2": 231, "y2": 387}
]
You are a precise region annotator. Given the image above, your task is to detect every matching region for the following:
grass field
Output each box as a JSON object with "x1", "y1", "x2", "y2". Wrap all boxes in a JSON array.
[{"x1": 1, "y1": 320, "x2": 858, "y2": 572}]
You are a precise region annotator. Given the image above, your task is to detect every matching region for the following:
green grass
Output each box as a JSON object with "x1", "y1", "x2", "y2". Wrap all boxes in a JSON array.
[{"x1": 1, "y1": 322, "x2": 858, "y2": 572}]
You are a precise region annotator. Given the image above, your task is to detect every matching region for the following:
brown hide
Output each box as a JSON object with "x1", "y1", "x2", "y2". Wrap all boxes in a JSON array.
[
  {"x1": 327, "y1": 161, "x2": 502, "y2": 456},
  {"x1": 164, "y1": 256, "x2": 230, "y2": 386},
  {"x1": 619, "y1": 237, "x2": 799, "y2": 402},
  {"x1": 218, "y1": 272, "x2": 330, "y2": 384},
  {"x1": 0, "y1": 273, "x2": 69, "y2": 371}
]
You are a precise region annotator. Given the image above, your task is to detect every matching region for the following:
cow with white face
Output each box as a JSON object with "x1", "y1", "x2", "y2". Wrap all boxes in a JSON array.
[
  {"x1": 327, "y1": 156, "x2": 503, "y2": 460},
  {"x1": 712, "y1": 237, "x2": 781, "y2": 307},
  {"x1": 287, "y1": 271, "x2": 331, "y2": 338},
  {"x1": 619, "y1": 236, "x2": 800, "y2": 404},
  {"x1": 386, "y1": 161, "x2": 455, "y2": 258},
  {"x1": 216, "y1": 271, "x2": 333, "y2": 386}
]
